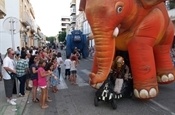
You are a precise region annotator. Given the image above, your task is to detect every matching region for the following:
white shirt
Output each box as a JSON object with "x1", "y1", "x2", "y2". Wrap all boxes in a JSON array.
[
  {"x1": 57, "y1": 57, "x2": 63, "y2": 67},
  {"x1": 2, "y1": 56, "x2": 16, "y2": 80},
  {"x1": 70, "y1": 61, "x2": 76, "y2": 71},
  {"x1": 32, "y1": 50, "x2": 36, "y2": 55},
  {"x1": 64, "y1": 59, "x2": 71, "y2": 69}
]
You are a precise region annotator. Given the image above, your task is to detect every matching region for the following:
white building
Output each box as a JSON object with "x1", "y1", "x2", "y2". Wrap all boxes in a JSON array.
[
  {"x1": 0, "y1": 0, "x2": 37, "y2": 54},
  {"x1": 75, "y1": 12, "x2": 85, "y2": 31},
  {"x1": 0, "y1": 0, "x2": 21, "y2": 54},
  {"x1": 61, "y1": 16, "x2": 70, "y2": 32},
  {"x1": 82, "y1": 15, "x2": 95, "y2": 47}
]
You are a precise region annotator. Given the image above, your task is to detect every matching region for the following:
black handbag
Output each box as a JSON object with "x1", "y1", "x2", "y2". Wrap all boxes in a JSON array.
[{"x1": 5, "y1": 70, "x2": 17, "y2": 79}]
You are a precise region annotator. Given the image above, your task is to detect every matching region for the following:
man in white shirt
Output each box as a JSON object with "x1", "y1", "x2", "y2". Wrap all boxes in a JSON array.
[
  {"x1": 15, "y1": 46, "x2": 21, "y2": 56},
  {"x1": 2, "y1": 48, "x2": 17, "y2": 105}
]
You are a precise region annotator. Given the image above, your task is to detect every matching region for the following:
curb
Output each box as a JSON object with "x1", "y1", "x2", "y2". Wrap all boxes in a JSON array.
[{"x1": 1, "y1": 91, "x2": 31, "y2": 115}]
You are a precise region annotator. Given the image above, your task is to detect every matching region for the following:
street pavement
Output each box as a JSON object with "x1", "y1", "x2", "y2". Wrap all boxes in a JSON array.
[
  {"x1": 0, "y1": 79, "x2": 30, "y2": 115},
  {"x1": 22, "y1": 56, "x2": 175, "y2": 115}
]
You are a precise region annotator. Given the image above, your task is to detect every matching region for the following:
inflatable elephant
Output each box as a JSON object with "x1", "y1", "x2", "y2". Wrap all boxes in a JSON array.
[{"x1": 79, "y1": 0, "x2": 175, "y2": 99}]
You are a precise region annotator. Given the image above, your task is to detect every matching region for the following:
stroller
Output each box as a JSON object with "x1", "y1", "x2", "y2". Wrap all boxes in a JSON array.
[
  {"x1": 94, "y1": 66, "x2": 133, "y2": 110},
  {"x1": 94, "y1": 73, "x2": 117, "y2": 109}
]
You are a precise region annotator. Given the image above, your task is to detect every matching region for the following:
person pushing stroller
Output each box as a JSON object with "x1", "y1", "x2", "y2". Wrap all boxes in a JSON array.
[
  {"x1": 110, "y1": 56, "x2": 133, "y2": 98},
  {"x1": 94, "y1": 56, "x2": 133, "y2": 109}
]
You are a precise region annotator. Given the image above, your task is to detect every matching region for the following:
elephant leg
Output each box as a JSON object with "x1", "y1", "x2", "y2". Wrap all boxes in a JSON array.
[
  {"x1": 128, "y1": 41, "x2": 158, "y2": 99},
  {"x1": 127, "y1": 9, "x2": 168, "y2": 99},
  {"x1": 154, "y1": 22, "x2": 175, "y2": 84}
]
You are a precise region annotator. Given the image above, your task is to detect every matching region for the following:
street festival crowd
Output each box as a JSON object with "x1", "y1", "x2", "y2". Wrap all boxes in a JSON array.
[
  {"x1": 0, "y1": 45, "x2": 174, "y2": 109},
  {"x1": 0, "y1": 46, "x2": 84, "y2": 109}
]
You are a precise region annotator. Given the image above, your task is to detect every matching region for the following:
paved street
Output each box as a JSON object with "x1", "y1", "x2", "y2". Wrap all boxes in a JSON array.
[
  {"x1": 0, "y1": 79, "x2": 30, "y2": 115},
  {"x1": 23, "y1": 56, "x2": 175, "y2": 115}
]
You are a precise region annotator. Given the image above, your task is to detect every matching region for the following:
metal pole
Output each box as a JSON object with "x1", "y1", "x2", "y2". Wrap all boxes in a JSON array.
[
  {"x1": 10, "y1": 17, "x2": 19, "y2": 96},
  {"x1": 10, "y1": 18, "x2": 15, "y2": 50}
]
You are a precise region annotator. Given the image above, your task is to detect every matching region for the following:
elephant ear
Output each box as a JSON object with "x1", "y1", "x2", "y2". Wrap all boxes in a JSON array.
[
  {"x1": 79, "y1": 0, "x2": 86, "y2": 11},
  {"x1": 140, "y1": 0, "x2": 165, "y2": 8}
]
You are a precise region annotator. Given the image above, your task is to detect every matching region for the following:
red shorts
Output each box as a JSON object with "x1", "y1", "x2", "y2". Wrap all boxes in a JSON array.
[{"x1": 32, "y1": 79, "x2": 38, "y2": 87}]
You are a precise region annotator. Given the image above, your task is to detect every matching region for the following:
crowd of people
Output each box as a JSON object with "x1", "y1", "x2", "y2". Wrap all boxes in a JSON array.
[{"x1": 0, "y1": 45, "x2": 79, "y2": 109}]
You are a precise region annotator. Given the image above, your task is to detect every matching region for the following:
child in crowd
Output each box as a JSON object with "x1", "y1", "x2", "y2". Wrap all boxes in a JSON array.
[
  {"x1": 51, "y1": 57, "x2": 59, "y2": 92},
  {"x1": 64, "y1": 56, "x2": 71, "y2": 80},
  {"x1": 46, "y1": 62, "x2": 58, "y2": 93},
  {"x1": 70, "y1": 55, "x2": 78, "y2": 84},
  {"x1": 37, "y1": 60, "x2": 52, "y2": 109},
  {"x1": 57, "y1": 52, "x2": 63, "y2": 80},
  {"x1": 30, "y1": 55, "x2": 39, "y2": 103}
]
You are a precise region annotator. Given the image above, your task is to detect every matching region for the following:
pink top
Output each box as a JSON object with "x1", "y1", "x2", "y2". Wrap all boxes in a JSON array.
[{"x1": 38, "y1": 67, "x2": 47, "y2": 87}]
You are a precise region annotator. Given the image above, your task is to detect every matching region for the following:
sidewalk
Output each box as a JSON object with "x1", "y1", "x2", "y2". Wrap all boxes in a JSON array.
[{"x1": 0, "y1": 80, "x2": 30, "y2": 115}]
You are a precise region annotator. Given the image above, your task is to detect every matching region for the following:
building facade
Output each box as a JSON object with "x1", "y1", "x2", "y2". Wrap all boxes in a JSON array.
[
  {"x1": 70, "y1": 0, "x2": 76, "y2": 31},
  {"x1": 166, "y1": 0, "x2": 175, "y2": 35},
  {"x1": 61, "y1": 16, "x2": 70, "y2": 32},
  {"x1": 0, "y1": 0, "x2": 6, "y2": 19},
  {"x1": 0, "y1": 0, "x2": 40, "y2": 54},
  {"x1": 20, "y1": 0, "x2": 37, "y2": 48},
  {"x1": 75, "y1": 12, "x2": 85, "y2": 31},
  {"x1": 0, "y1": 0, "x2": 21, "y2": 54}
]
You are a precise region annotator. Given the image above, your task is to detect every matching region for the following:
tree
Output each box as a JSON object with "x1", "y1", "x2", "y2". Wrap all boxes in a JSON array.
[
  {"x1": 46, "y1": 36, "x2": 55, "y2": 43},
  {"x1": 169, "y1": 0, "x2": 175, "y2": 9},
  {"x1": 58, "y1": 31, "x2": 66, "y2": 42}
]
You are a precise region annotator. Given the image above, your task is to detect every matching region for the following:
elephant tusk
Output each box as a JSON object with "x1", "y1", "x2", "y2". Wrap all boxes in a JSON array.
[{"x1": 113, "y1": 27, "x2": 119, "y2": 37}]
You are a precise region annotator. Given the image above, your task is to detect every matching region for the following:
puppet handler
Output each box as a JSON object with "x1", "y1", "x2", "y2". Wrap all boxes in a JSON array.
[{"x1": 94, "y1": 56, "x2": 133, "y2": 109}]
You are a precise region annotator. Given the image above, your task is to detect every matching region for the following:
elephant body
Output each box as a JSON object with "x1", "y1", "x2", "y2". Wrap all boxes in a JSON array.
[{"x1": 79, "y1": 0, "x2": 175, "y2": 99}]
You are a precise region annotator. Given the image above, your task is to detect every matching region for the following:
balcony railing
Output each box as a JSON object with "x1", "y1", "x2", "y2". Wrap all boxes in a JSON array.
[
  {"x1": 70, "y1": 7, "x2": 76, "y2": 15},
  {"x1": 70, "y1": 1, "x2": 76, "y2": 8},
  {"x1": 21, "y1": 12, "x2": 33, "y2": 26}
]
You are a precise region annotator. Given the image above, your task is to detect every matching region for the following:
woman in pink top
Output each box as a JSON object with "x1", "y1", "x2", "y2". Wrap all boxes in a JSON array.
[{"x1": 37, "y1": 60, "x2": 52, "y2": 109}]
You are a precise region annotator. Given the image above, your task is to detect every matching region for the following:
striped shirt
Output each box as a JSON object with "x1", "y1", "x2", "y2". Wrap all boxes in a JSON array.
[{"x1": 16, "y1": 59, "x2": 29, "y2": 77}]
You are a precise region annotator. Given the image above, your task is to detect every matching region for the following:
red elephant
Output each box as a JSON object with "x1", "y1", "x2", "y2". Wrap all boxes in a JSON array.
[{"x1": 79, "y1": 0, "x2": 175, "y2": 99}]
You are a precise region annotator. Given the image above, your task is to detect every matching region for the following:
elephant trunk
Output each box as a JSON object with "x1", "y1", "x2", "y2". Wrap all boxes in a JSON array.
[{"x1": 90, "y1": 29, "x2": 116, "y2": 85}]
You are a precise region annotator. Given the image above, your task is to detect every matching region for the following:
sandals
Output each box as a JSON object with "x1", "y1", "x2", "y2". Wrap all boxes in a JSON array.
[
  {"x1": 32, "y1": 98, "x2": 39, "y2": 103},
  {"x1": 41, "y1": 105, "x2": 48, "y2": 109}
]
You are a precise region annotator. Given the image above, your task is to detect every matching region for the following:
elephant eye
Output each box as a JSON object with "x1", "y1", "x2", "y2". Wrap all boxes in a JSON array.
[{"x1": 116, "y1": 6, "x2": 123, "y2": 13}]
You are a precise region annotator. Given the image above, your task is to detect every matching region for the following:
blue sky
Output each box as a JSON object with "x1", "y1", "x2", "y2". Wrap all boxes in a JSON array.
[{"x1": 30, "y1": 0, "x2": 71, "y2": 36}]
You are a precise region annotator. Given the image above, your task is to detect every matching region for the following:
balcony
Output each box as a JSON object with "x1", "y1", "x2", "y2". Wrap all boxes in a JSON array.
[
  {"x1": 61, "y1": 20, "x2": 70, "y2": 24},
  {"x1": 70, "y1": 15, "x2": 76, "y2": 23},
  {"x1": 70, "y1": 7, "x2": 76, "y2": 16},
  {"x1": 0, "y1": 0, "x2": 6, "y2": 18},
  {"x1": 21, "y1": 12, "x2": 32, "y2": 27},
  {"x1": 70, "y1": 0, "x2": 76, "y2": 8}
]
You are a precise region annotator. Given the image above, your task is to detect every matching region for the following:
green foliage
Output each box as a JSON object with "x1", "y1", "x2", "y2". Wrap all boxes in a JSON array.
[
  {"x1": 169, "y1": 0, "x2": 175, "y2": 9},
  {"x1": 58, "y1": 31, "x2": 66, "y2": 42},
  {"x1": 46, "y1": 36, "x2": 55, "y2": 43}
]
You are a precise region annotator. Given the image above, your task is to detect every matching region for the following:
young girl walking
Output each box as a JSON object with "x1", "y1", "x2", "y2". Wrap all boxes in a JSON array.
[
  {"x1": 70, "y1": 55, "x2": 78, "y2": 84},
  {"x1": 37, "y1": 60, "x2": 52, "y2": 109}
]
